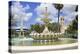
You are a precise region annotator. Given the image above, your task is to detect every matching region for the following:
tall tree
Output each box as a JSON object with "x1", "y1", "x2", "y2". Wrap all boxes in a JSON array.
[
  {"x1": 66, "y1": 16, "x2": 78, "y2": 33},
  {"x1": 65, "y1": 5, "x2": 78, "y2": 38},
  {"x1": 53, "y1": 4, "x2": 63, "y2": 32}
]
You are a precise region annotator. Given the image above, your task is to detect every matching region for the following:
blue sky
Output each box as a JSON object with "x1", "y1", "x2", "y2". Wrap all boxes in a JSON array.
[{"x1": 9, "y1": 1, "x2": 78, "y2": 29}]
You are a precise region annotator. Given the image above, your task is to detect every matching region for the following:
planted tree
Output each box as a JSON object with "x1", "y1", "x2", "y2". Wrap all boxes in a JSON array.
[{"x1": 53, "y1": 4, "x2": 63, "y2": 32}]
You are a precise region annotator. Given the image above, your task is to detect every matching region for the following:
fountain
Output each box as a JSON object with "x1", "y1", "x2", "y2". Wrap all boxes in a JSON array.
[
  {"x1": 11, "y1": 8, "x2": 34, "y2": 46},
  {"x1": 30, "y1": 7, "x2": 60, "y2": 40}
]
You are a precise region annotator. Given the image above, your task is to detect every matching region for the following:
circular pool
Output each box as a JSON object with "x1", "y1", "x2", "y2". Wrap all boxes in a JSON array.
[{"x1": 11, "y1": 38, "x2": 77, "y2": 46}]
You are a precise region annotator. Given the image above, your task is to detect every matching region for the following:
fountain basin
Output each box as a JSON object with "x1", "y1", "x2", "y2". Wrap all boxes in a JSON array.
[
  {"x1": 11, "y1": 38, "x2": 77, "y2": 46},
  {"x1": 12, "y1": 37, "x2": 34, "y2": 46},
  {"x1": 11, "y1": 37, "x2": 78, "y2": 53},
  {"x1": 11, "y1": 42, "x2": 78, "y2": 53}
]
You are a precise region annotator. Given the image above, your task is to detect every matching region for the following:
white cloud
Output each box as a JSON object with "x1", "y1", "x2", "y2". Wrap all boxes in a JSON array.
[
  {"x1": 11, "y1": 1, "x2": 32, "y2": 22},
  {"x1": 35, "y1": 3, "x2": 77, "y2": 25},
  {"x1": 64, "y1": 11, "x2": 77, "y2": 25},
  {"x1": 61, "y1": 4, "x2": 77, "y2": 17},
  {"x1": 35, "y1": 3, "x2": 57, "y2": 17},
  {"x1": 11, "y1": 1, "x2": 33, "y2": 28},
  {"x1": 60, "y1": 4, "x2": 77, "y2": 25},
  {"x1": 23, "y1": 13, "x2": 33, "y2": 21},
  {"x1": 35, "y1": 3, "x2": 57, "y2": 23},
  {"x1": 61, "y1": 4, "x2": 76, "y2": 14}
]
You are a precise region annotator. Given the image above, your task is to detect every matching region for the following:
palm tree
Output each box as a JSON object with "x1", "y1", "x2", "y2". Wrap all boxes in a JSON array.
[
  {"x1": 75, "y1": 5, "x2": 78, "y2": 12},
  {"x1": 53, "y1": 4, "x2": 63, "y2": 32}
]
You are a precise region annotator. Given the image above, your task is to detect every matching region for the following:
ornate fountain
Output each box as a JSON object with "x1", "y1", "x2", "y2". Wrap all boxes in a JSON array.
[
  {"x1": 30, "y1": 7, "x2": 55, "y2": 40},
  {"x1": 30, "y1": 7, "x2": 65, "y2": 40}
]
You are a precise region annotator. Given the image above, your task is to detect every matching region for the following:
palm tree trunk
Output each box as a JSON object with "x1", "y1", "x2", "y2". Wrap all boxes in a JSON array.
[{"x1": 58, "y1": 10, "x2": 60, "y2": 32}]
